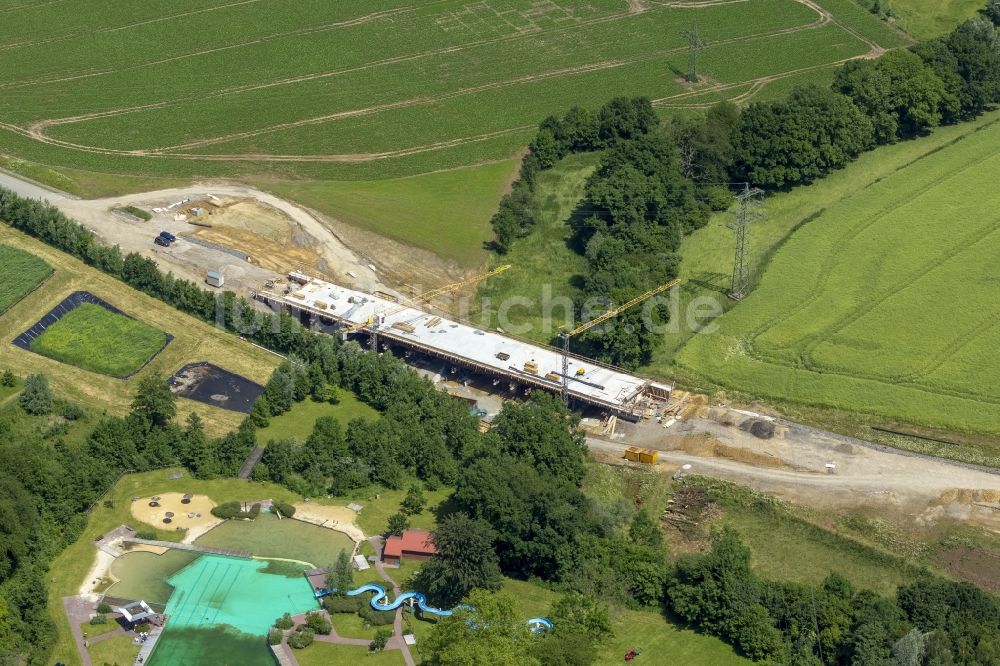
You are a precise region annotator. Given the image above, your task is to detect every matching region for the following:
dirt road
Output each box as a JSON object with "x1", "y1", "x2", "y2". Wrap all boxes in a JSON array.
[
  {"x1": 0, "y1": 169, "x2": 385, "y2": 296},
  {"x1": 589, "y1": 411, "x2": 1000, "y2": 533}
]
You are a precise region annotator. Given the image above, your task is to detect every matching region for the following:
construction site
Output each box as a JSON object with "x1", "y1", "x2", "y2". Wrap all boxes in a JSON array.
[{"x1": 255, "y1": 271, "x2": 674, "y2": 418}]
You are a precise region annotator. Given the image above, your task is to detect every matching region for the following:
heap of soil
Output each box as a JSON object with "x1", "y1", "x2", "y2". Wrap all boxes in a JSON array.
[{"x1": 740, "y1": 418, "x2": 775, "y2": 440}]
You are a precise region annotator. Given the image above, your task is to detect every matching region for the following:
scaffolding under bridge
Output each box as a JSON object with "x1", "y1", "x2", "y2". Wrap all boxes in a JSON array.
[{"x1": 254, "y1": 275, "x2": 671, "y2": 417}]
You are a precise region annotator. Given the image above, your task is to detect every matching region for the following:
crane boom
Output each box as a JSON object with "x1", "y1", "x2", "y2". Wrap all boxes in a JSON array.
[
  {"x1": 383, "y1": 264, "x2": 511, "y2": 319},
  {"x1": 564, "y1": 278, "x2": 681, "y2": 338},
  {"x1": 560, "y1": 277, "x2": 681, "y2": 404}
]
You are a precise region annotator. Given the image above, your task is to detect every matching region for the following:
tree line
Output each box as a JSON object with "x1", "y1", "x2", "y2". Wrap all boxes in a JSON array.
[{"x1": 489, "y1": 13, "x2": 1000, "y2": 369}]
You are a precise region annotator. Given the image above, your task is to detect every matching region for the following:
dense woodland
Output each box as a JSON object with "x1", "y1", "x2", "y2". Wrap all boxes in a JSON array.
[
  {"x1": 491, "y1": 13, "x2": 1000, "y2": 369},
  {"x1": 1, "y1": 8, "x2": 999, "y2": 666}
]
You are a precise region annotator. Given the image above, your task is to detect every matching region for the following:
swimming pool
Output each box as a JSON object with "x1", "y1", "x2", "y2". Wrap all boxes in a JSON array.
[{"x1": 148, "y1": 554, "x2": 318, "y2": 665}]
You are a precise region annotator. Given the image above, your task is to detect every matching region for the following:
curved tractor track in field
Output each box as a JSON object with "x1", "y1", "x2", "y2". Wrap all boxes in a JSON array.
[
  {"x1": 5, "y1": 0, "x2": 876, "y2": 165},
  {"x1": 729, "y1": 145, "x2": 1000, "y2": 406}
]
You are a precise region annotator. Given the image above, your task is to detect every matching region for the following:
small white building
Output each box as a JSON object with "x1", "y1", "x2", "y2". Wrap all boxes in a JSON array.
[{"x1": 206, "y1": 271, "x2": 224, "y2": 288}]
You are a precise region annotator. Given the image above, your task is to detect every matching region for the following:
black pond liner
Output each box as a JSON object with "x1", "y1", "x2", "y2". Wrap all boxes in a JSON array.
[
  {"x1": 11, "y1": 291, "x2": 173, "y2": 379},
  {"x1": 167, "y1": 361, "x2": 264, "y2": 414}
]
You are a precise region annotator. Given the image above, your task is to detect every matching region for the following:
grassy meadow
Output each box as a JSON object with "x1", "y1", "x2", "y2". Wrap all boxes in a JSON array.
[
  {"x1": 268, "y1": 160, "x2": 518, "y2": 267},
  {"x1": 676, "y1": 115, "x2": 1000, "y2": 437},
  {"x1": 0, "y1": 244, "x2": 52, "y2": 313},
  {"x1": 255, "y1": 391, "x2": 380, "y2": 445},
  {"x1": 472, "y1": 153, "x2": 596, "y2": 341},
  {"x1": 869, "y1": 0, "x2": 987, "y2": 38},
  {"x1": 30, "y1": 303, "x2": 167, "y2": 377}
]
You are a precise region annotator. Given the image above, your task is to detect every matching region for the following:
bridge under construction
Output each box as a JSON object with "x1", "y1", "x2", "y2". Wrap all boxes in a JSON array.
[{"x1": 255, "y1": 274, "x2": 671, "y2": 417}]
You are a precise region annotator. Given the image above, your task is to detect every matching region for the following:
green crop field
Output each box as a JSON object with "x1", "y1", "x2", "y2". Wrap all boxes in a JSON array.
[
  {"x1": 30, "y1": 303, "x2": 167, "y2": 377},
  {"x1": 0, "y1": 244, "x2": 51, "y2": 314},
  {"x1": 676, "y1": 117, "x2": 1000, "y2": 437},
  {"x1": 0, "y1": 0, "x2": 906, "y2": 193}
]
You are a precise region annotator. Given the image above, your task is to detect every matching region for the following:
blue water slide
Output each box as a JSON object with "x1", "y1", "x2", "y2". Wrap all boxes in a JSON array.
[
  {"x1": 527, "y1": 617, "x2": 554, "y2": 633},
  {"x1": 316, "y1": 584, "x2": 550, "y2": 630},
  {"x1": 345, "y1": 584, "x2": 454, "y2": 616}
]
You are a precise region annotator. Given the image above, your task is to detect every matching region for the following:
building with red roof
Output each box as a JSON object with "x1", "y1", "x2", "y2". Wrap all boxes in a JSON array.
[{"x1": 382, "y1": 528, "x2": 436, "y2": 566}]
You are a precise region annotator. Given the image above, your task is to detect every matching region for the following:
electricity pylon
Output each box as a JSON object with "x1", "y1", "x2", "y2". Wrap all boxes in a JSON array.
[
  {"x1": 728, "y1": 184, "x2": 765, "y2": 300},
  {"x1": 682, "y1": 24, "x2": 705, "y2": 83}
]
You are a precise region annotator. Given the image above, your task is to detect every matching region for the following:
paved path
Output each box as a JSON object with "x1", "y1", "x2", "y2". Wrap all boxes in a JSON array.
[
  {"x1": 133, "y1": 624, "x2": 164, "y2": 665},
  {"x1": 238, "y1": 445, "x2": 265, "y2": 479},
  {"x1": 368, "y1": 536, "x2": 416, "y2": 666},
  {"x1": 279, "y1": 538, "x2": 416, "y2": 665},
  {"x1": 121, "y1": 538, "x2": 251, "y2": 558},
  {"x1": 271, "y1": 641, "x2": 299, "y2": 666},
  {"x1": 62, "y1": 596, "x2": 95, "y2": 666}
]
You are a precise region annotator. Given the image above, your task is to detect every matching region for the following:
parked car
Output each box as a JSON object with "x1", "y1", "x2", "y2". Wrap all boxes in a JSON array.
[
  {"x1": 158, "y1": 230, "x2": 176, "y2": 242},
  {"x1": 153, "y1": 236, "x2": 170, "y2": 247}
]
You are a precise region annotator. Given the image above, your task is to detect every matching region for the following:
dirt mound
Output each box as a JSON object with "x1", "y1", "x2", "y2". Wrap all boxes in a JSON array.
[
  {"x1": 673, "y1": 433, "x2": 786, "y2": 468},
  {"x1": 740, "y1": 418, "x2": 775, "y2": 440}
]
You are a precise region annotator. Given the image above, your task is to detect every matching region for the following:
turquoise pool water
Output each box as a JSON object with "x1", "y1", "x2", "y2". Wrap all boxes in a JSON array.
[{"x1": 148, "y1": 554, "x2": 318, "y2": 666}]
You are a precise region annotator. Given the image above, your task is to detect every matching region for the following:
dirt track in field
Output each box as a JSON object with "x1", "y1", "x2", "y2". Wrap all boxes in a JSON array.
[{"x1": 4, "y1": 0, "x2": 850, "y2": 164}]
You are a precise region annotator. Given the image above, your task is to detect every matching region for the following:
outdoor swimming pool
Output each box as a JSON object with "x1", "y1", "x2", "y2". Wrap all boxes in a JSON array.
[{"x1": 148, "y1": 554, "x2": 319, "y2": 666}]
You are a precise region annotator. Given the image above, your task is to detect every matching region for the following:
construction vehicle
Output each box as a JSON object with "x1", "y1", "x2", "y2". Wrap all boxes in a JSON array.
[
  {"x1": 345, "y1": 265, "x2": 511, "y2": 349},
  {"x1": 558, "y1": 278, "x2": 681, "y2": 404}
]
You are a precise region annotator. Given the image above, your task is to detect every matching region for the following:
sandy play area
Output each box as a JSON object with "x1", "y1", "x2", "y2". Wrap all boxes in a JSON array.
[
  {"x1": 130, "y1": 493, "x2": 221, "y2": 541},
  {"x1": 292, "y1": 503, "x2": 364, "y2": 543}
]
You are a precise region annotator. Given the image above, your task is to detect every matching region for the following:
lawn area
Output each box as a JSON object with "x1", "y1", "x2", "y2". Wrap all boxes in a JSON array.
[
  {"x1": 256, "y1": 391, "x2": 379, "y2": 445},
  {"x1": 596, "y1": 606, "x2": 751, "y2": 665},
  {"x1": 79, "y1": 619, "x2": 119, "y2": 641},
  {"x1": 195, "y1": 512, "x2": 355, "y2": 566},
  {"x1": 46, "y1": 468, "x2": 305, "y2": 666},
  {"x1": 0, "y1": 244, "x2": 51, "y2": 314},
  {"x1": 328, "y1": 483, "x2": 451, "y2": 537},
  {"x1": 502, "y1": 578, "x2": 561, "y2": 620},
  {"x1": 270, "y1": 161, "x2": 517, "y2": 267},
  {"x1": 384, "y1": 558, "x2": 425, "y2": 589},
  {"x1": 329, "y1": 611, "x2": 376, "y2": 640},
  {"x1": 87, "y1": 634, "x2": 140, "y2": 666},
  {"x1": 294, "y1": 642, "x2": 406, "y2": 666},
  {"x1": 473, "y1": 153, "x2": 597, "y2": 343},
  {"x1": 675, "y1": 113, "x2": 1000, "y2": 439},
  {"x1": 0, "y1": 227, "x2": 281, "y2": 437},
  {"x1": 29, "y1": 303, "x2": 167, "y2": 377}
]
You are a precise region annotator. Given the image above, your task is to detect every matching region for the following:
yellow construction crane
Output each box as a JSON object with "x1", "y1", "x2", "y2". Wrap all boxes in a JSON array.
[
  {"x1": 345, "y1": 265, "x2": 512, "y2": 345},
  {"x1": 559, "y1": 278, "x2": 681, "y2": 403}
]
